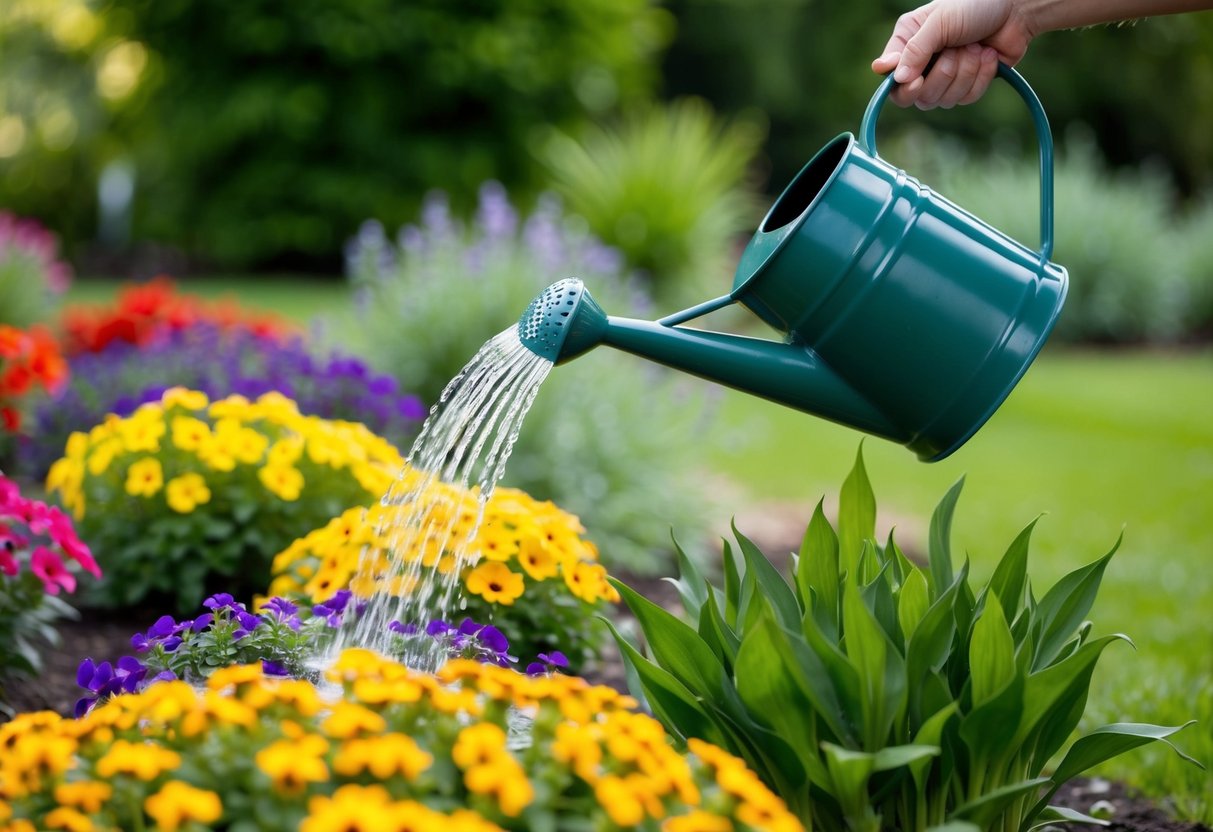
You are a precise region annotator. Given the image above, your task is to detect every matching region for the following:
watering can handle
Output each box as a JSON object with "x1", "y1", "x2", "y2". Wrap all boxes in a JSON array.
[{"x1": 859, "y1": 62, "x2": 1056, "y2": 262}]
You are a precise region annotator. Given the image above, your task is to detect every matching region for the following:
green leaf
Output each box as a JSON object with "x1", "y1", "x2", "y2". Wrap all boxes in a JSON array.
[
  {"x1": 909, "y1": 703, "x2": 957, "y2": 792},
  {"x1": 989, "y1": 517, "x2": 1038, "y2": 620},
  {"x1": 600, "y1": 617, "x2": 723, "y2": 745},
  {"x1": 1047, "y1": 721, "x2": 1201, "y2": 786},
  {"x1": 897, "y1": 568, "x2": 930, "y2": 645},
  {"x1": 721, "y1": 538, "x2": 742, "y2": 628},
  {"x1": 666, "y1": 533, "x2": 709, "y2": 617},
  {"x1": 1033, "y1": 540, "x2": 1119, "y2": 671},
  {"x1": 802, "y1": 608, "x2": 864, "y2": 743},
  {"x1": 872, "y1": 744, "x2": 940, "y2": 772},
  {"x1": 821, "y1": 742, "x2": 878, "y2": 827},
  {"x1": 1027, "y1": 805, "x2": 1111, "y2": 829},
  {"x1": 732, "y1": 521, "x2": 802, "y2": 630},
  {"x1": 842, "y1": 577, "x2": 890, "y2": 749},
  {"x1": 610, "y1": 578, "x2": 727, "y2": 702},
  {"x1": 927, "y1": 476, "x2": 965, "y2": 599},
  {"x1": 698, "y1": 583, "x2": 740, "y2": 670},
  {"x1": 838, "y1": 443, "x2": 876, "y2": 577},
  {"x1": 959, "y1": 671, "x2": 1024, "y2": 772},
  {"x1": 905, "y1": 565, "x2": 966, "y2": 721},
  {"x1": 799, "y1": 498, "x2": 840, "y2": 634},
  {"x1": 969, "y1": 593, "x2": 1016, "y2": 707},
  {"x1": 734, "y1": 611, "x2": 828, "y2": 787},
  {"x1": 949, "y1": 777, "x2": 1051, "y2": 828}
]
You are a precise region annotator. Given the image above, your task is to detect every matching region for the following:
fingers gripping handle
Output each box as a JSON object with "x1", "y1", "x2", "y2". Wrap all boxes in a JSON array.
[{"x1": 859, "y1": 62, "x2": 1056, "y2": 262}]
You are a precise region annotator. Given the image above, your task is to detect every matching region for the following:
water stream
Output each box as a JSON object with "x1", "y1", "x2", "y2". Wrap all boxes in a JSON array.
[{"x1": 323, "y1": 327, "x2": 552, "y2": 670}]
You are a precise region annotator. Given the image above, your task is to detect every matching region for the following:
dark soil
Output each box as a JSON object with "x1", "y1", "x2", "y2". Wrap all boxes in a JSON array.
[{"x1": 1, "y1": 513, "x2": 1207, "y2": 832}]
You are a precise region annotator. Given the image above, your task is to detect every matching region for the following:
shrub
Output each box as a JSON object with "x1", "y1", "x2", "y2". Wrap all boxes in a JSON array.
[
  {"x1": 538, "y1": 97, "x2": 767, "y2": 307},
  {"x1": 896, "y1": 132, "x2": 1194, "y2": 343},
  {"x1": 13, "y1": 320, "x2": 425, "y2": 481},
  {"x1": 267, "y1": 481, "x2": 619, "y2": 673},
  {"x1": 1177, "y1": 195, "x2": 1213, "y2": 338},
  {"x1": 341, "y1": 183, "x2": 719, "y2": 575},
  {"x1": 611, "y1": 445, "x2": 1199, "y2": 832},
  {"x1": 1, "y1": 650, "x2": 804, "y2": 832},
  {"x1": 0, "y1": 213, "x2": 72, "y2": 329},
  {"x1": 45, "y1": 388, "x2": 404, "y2": 612},
  {"x1": 0, "y1": 475, "x2": 99, "y2": 700}
]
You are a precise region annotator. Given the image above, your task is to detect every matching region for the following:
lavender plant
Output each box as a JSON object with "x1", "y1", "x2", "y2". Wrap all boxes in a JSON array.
[
  {"x1": 14, "y1": 322, "x2": 425, "y2": 479},
  {"x1": 339, "y1": 183, "x2": 720, "y2": 575}
]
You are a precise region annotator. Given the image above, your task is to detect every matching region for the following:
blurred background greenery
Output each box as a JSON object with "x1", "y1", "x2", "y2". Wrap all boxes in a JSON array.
[{"x1": 3, "y1": 0, "x2": 1212, "y2": 818}]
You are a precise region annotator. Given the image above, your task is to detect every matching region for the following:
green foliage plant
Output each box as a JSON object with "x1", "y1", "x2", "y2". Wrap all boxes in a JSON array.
[
  {"x1": 539, "y1": 97, "x2": 767, "y2": 307},
  {"x1": 340, "y1": 183, "x2": 719, "y2": 576},
  {"x1": 609, "y1": 445, "x2": 1201, "y2": 832},
  {"x1": 45, "y1": 387, "x2": 404, "y2": 613}
]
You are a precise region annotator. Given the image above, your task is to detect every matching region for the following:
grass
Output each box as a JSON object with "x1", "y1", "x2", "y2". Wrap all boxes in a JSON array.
[{"x1": 66, "y1": 276, "x2": 1213, "y2": 818}]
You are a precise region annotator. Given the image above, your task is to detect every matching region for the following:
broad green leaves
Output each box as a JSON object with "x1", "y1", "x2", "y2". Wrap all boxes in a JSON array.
[{"x1": 612, "y1": 445, "x2": 1199, "y2": 832}]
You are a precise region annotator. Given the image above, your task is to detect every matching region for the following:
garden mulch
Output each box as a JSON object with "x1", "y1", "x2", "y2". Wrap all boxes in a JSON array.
[{"x1": 1, "y1": 503, "x2": 1208, "y2": 832}]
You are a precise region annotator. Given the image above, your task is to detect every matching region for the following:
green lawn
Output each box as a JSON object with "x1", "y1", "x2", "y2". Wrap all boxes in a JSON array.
[{"x1": 67, "y1": 276, "x2": 1213, "y2": 816}]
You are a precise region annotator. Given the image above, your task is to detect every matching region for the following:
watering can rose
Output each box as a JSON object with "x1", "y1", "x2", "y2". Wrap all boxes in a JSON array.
[
  {"x1": 0, "y1": 650, "x2": 803, "y2": 832},
  {"x1": 267, "y1": 478, "x2": 617, "y2": 669},
  {"x1": 45, "y1": 388, "x2": 405, "y2": 612}
]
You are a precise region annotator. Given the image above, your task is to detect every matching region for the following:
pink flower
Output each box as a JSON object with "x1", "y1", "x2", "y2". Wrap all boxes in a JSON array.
[
  {"x1": 31, "y1": 546, "x2": 76, "y2": 595},
  {"x1": 0, "y1": 547, "x2": 18, "y2": 577}
]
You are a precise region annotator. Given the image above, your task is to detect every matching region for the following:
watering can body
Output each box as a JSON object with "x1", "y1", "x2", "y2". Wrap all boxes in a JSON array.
[{"x1": 519, "y1": 64, "x2": 1068, "y2": 462}]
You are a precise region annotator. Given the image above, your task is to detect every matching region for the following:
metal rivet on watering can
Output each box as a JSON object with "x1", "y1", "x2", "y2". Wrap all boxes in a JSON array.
[{"x1": 519, "y1": 64, "x2": 1067, "y2": 462}]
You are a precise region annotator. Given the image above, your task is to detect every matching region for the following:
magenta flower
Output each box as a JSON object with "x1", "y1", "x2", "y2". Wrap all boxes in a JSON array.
[{"x1": 30, "y1": 546, "x2": 75, "y2": 595}]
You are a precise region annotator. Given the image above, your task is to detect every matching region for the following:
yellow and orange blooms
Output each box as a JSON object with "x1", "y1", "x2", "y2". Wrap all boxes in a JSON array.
[
  {"x1": 46, "y1": 387, "x2": 404, "y2": 521},
  {"x1": 0, "y1": 650, "x2": 803, "y2": 832},
  {"x1": 267, "y1": 479, "x2": 619, "y2": 610}
]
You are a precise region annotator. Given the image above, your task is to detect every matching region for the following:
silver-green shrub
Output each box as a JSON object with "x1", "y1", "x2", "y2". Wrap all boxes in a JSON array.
[{"x1": 337, "y1": 184, "x2": 719, "y2": 575}]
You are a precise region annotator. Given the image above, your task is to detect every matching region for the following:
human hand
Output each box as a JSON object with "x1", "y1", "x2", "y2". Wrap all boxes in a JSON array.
[{"x1": 871, "y1": 0, "x2": 1035, "y2": 108}]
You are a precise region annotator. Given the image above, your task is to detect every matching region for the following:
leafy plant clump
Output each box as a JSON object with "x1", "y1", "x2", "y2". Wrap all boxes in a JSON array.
[
  {"x1": 45, "y1": 388, "x2": 404, "y2": 612},
  {"x1": 612, "y1": 445, "x2": 1201, "y2": 832},
  {"x1": 0, "y1": 475, "x2": 100, "y2": 703},
  {"x1": 0, "y1": 212, "x2": 71, "y2": 330},
  {"x1": 342, "y1": 182, "x2": 720, "y2": 576},
  {"x1": 268, "y1": 478, "x2": 619, "y2": 672},
  {"x1": 3, "y1": 650, "x2": 803, "y2": 831},
  {"x1": 538, "y1": 97, "x2": 767, "y2": 307}
]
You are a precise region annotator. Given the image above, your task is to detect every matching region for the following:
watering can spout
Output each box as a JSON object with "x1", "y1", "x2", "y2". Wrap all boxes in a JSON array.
[{"x1": 517, "y1": 279, "x2": 902, "y2": 443}]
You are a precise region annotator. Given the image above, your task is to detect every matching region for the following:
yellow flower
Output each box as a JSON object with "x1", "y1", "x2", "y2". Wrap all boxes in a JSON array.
[
  {"x1": 452, "y1": 723, "x2": 509, "y2": 769},
  {"x1": 333, "y1": 734, "x2": 433, "y2": 780},
  {"x1": 321, "y1": 701, "x2": 387, "y2": 739},
  {"x1": 208, "y1": 394, "x2": 252, "y2": 421},
  {"x1": 95, "y1": 740, "x2": 181, "y2": 781},
  {"x1": 144, "y1": 781, "x2": 223, "y2": 831},
  {"x1": 259, "y1": 463, "x2": 304, "y2": 501},
  {"x1": 255, "y1": 737, "x2": 329, "y2": 794},
  {"x1": 664, "y1": 811, "x2": 735, "y2": 832},
  {"x1": 124, "y1": 457, "x2": 164, "y2": 497},
  {"x1": 170, "y1": 416, "x2": 211, "y2": 452},
  {"x1": 43, "y1": 807, "x2": 95, "y2": 832},
  {"x1": 54, "y1": 781, "x2": 113, "y2": 813},
  {"x1": 464, "y1": 561, "x2": 525, "y2": 605},
  {"x1": 161, "y1": 387, "x2": 209, "y2": 411},
  {"x1": 230, "y1": 425, "x2": 270, "y2": 464},
  {"x1": 165, "y1": 472, "x2": 211, "y2": 513},
  {"x1": 563, "y1": 561, "x2": 619, "y2": 604},
  {"x1": 268, "y1": 436, "x2": 304, "y2": 466},
  {"x1": 117, "y1": 408, "x2": 165, "y2": 452},
  {"x1": 300, "y1": 785, "x2": 399, "y2": 832},
  {"x1": 517, "y1": 537, "x2": 559, "y2": 581},
  {"x1": 594, "y1": 774, "x2": 659, "y2": 827},
  {"x1": 86, "y1": 438, "x2": 119, "y2": 475}
]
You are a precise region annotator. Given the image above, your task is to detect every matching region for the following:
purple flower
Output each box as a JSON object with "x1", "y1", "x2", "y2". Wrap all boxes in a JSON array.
[
  {"x1": 425, "y1": 619, "x2": 451, "y2": 637},
  {"x1": 262, "y1": 660, "x2": 290, "y2": 677},
  {"x1": 203, "y1": 593, "x2": 238, "y2": 611},
  {"x1": 75, "y1": 656, "x2": 147, "y2": 717},
  {"x1": 313, "y1": 589, "x2": 354, "y2": 627},
  {"x1": 130, "y1": 615, "x2": 183, "y2": 653},
  {"x1": 526, "y1": 651, "x2": 570, "y2": 677},
  {"x1": 262, "y1": 596, "x2": 302, "y2": 630},
  {"x1": 389, "y1": 620, "x2": 418, "y2": 635}
]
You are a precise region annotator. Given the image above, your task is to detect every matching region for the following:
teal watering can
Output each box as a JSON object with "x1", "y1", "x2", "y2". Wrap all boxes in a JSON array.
[{"x1": 518, "y1": 65, "x2": 1068, "y2": 462}]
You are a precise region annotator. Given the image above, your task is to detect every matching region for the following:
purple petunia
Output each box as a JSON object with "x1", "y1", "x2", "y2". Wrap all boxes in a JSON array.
[
  {"x1": 526, "y1": 650, "x2": 570, "y2": 677},
  {"x1": 75, "y1": 656, "x2": 147, "y2": 717},
  {"x1": 313, "y1": 589, "x2": 354, "y2": 627}
]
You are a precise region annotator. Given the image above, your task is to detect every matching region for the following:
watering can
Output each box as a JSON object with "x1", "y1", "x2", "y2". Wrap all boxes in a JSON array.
[{"x1": 518, "y1": 64, "x2": 1068, "y2": 462}]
